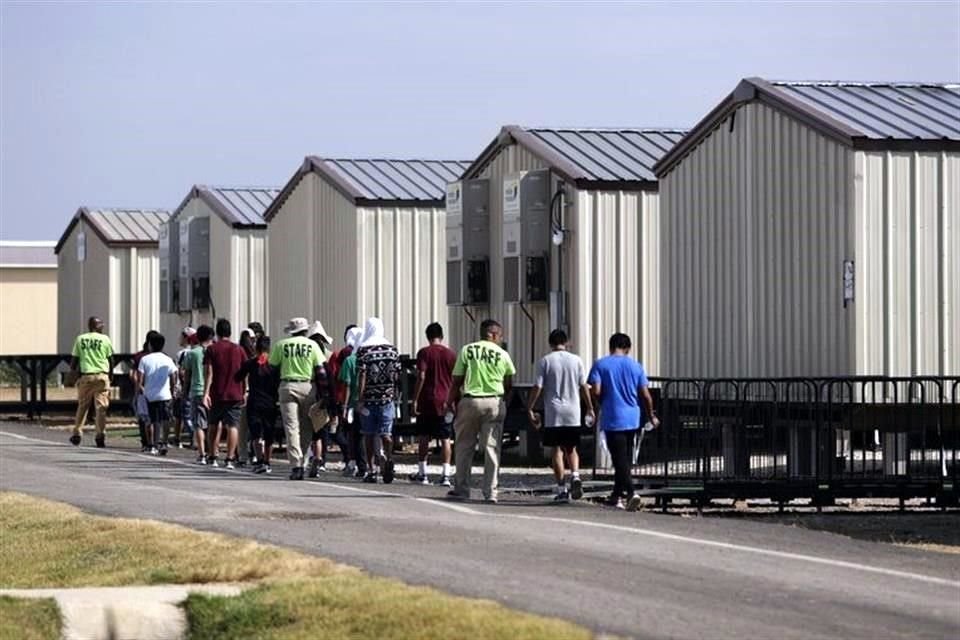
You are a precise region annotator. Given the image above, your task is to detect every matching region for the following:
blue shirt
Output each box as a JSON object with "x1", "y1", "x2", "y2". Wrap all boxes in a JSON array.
[{"x1": 587, "y1": 355, "x2": 649, "y2": 431}]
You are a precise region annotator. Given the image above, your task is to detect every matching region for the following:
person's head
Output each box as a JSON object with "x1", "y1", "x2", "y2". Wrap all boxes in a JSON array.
[
  {"x1": 239, "y1": 328, "x2": 256, "y2": 354},
  {"x1": 148, "y1": 333, "x2": 166, "y2": 353},
  {"x1": 608, "y1": 332, "x2": 631, "y2": 354},
  {"x1": 87, "y1": 316, "x2": 104, "y2": 333},
  {"x1": 247, "y1": 322, "x2": 264, "y2": 338},
  {"x1": 343, "y1": 324, "x2": 358, "y2": 343},
  {"x1": 359, "y1": 317, "x2": 388, "y2": 347},
  {"x1": 425, "y1": 322, "x2": 444, "y2": 343},
  {"x1": 142, "y1": 330, "x2": 160, "y2": 352},
  {"x1": 196, "y1": 325, "x2": 214, "y2": 345},
  {"x1": 285, "y1": 317, "x2": 310, "y2": 337},
  {"x1": 480, "y1": 319, "x2": 503, "y2": 344},
  {"x1": 215, "y1": 318, "x2": 231, "y2": 339},
  {"x1": 345, "y1": 326, "x2": 363, "y2": 349},
  {"x1": 256, "y1": 335, "x2": 271, "y2": 354},
  {"x1": 180, "y1": 327, "x2": 196, "y2": 347},
  {"x1": 308, "y1": 321, "x2": 333, "y2": 349},
  {"x1": 548, "y1": 329, "x2": 568, "y2": 350}
]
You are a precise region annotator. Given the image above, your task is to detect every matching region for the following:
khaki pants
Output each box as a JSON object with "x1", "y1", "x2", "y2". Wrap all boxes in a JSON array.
[
  {"x1": 453, "y1": 397, "x2": 505, "y2": 500},
  {"x1": 74, "y1": 374, "x2": 110, "y2": 437},
  {"x1": 279, "y1": 381, "x2": 313, "y2": 468}
]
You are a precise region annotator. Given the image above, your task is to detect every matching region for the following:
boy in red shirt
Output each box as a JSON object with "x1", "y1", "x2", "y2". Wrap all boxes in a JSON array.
[{"x1": 203, "y1": 319, "x2": 247, "y2": 469}]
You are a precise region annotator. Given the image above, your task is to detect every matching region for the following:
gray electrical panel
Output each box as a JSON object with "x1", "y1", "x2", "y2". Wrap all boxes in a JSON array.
[
  {"x1": 503, "y1": 170, "x2": 551, "y2": 303},
  {"x1": 159, "y1": 220, "x2": 180, "y2": 313},
  {"x1": 178, "y1": 216, "x2": 210, "y2": 311},
  {"x1": 446, "y1": 178, "x2": 490, "y2": 305}
]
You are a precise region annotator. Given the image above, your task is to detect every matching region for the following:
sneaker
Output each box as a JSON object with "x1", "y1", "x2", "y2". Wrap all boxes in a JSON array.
[
  {"x1": 626, "y1": 495, "x2": 643, "y2": 512},
  {"x1": 176, "y1": 442, "x2": 184, "y2": 449},
  {"x1": 342, "y1": 461, "x2": 357, "y2": 477},
  {"x1": 94, "y1": 435, "x2": 105, "y2": 449},
  {"x1": 149, "y1": 447, "x2": 158, "y2": 456},
  {"x1": 226, "y1": 459, "x2": 236, "y2": 470},
  {"x1": 439, "y1": 475, "x2": 452, "y2": 488},
  {"x1": 264, "y1": 465, "x2": 272, "y2": 475},
  {"x1": 483, "y1": 496, "x2": 498, "y2": 504},
  {"x1": 308, "y1": 459, "x2": 323, "y2": 478},
  {"x1": 446, "y1": 490, "x2": 469, "y2": 501},
  {"x1": 316, "y1": 462, "x2": 327, "y2": 473},
  {"x1": 289, "y1": 466, "x2": 304, "y2": 481},
  {"x1": 553, "y1": 490, "x2": 570, "y2": 503},
  {"x1": 196, "y1": 455, "x2": 207, "y2": 465},
  {"x1": 158, "y1": 445, "x2": 168, "y2": 457},
  {"x1": 408, "y1": 471, "x2": 428, "y2": 484},
  {"x1": 354, "y1": 468, "x2": 366, "y2": 478},
  {"x1": 362, "y1": 472, "x2": 378, "y2": 484},
  {"x1": 252, "y1": 464, "x2": 266, "y2": 474},
  {"x1": 210, "y1": 457, "x2": 220, "y2": 468},
  {"x1": 570, "y1": 476, "x2": 583, "y2": 500},
  {"x1": 382, "y1": 460, "x2": 395, "y2": 484},
  {"x1": 69, "y1": 434, "x2": 81, "y2": 446}
]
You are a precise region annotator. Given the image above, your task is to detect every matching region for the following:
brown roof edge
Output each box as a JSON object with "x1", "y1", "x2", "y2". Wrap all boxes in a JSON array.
[
  {"x1": 54, "y1": 208, "x2": 107, "y2": 254},
  {"x1": 263, "y1": 156, "x2": 370, "y2": 222},
  {"x1": 461, "y1": 126, "x2": 520, "y2": 179},
  {"x1": 461, "y1": 125, "x2": 591, "y2": 184},
  {"x1": 262, "y1": 158, "x2": 315, "y2": 222},
  {"x1": 355, "y1": 198, "x2": 446, "y2": 208},
  {"x1": 574, "y1": 179, "x2": 660, "y2": 192},
  {"x1": 195, "y1": 186, "x2": 265, "y2": 229},
  {"x1": 308, "y1": 157, "x2": 368, "y2": 204}
]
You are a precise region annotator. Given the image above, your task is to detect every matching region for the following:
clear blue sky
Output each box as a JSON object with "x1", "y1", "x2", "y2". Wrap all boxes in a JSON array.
[{"x1": 1, "y1": 1, "x2": 958, "y2": 240}]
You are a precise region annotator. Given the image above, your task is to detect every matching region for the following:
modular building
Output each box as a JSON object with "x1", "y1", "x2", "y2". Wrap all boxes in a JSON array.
[
  {"x1": 655, "y1": 78, "x2": 960, "y2": 378},
  {"x1": 55, "y1": 207, "x2": 169, "y2": 353},
  {"x1": 264, "y1": 157, "x2": 469, "y2": 355},
  {"x1": 159, "y1": 185, "x2": 279, "y2": 348},
  {"x1": 0, "y1": 241, "x2": 57, "y2": 354},
  {"x1": 451, "y1": 126, "x2": 686, "y2": 382}
]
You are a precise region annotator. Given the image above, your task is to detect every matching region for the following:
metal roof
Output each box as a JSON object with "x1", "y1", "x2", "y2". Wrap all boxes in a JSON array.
[
  {"x1": 655, "y1": 77, "x2": 960, "y2": 177},
  {"x1": 55, "y1": 207, "x2": 169, "y2": 254},
  {"x1": 0, "y1": 241, "x2": 57, "y2": 267},
  {"x1": 172, "y1": 185, "x2": 281, "y2": 228},
  {"x1": 463, "y1": 125, "x2": 687, "y2": 189},
  {"x1": 264, "y1": 157, "x2": 472, "y2": 221}
]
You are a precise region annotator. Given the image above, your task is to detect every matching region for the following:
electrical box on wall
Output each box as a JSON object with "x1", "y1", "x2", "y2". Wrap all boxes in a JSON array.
[
  {"x1": 178, "y1": 216, "x2": 211, "y2": 311},
  {"x1": 502, "y1": 170, "x2": 551, "y2": 304},
  {"x1": 446, "y1": 179, "x2": 490, "y2": 305},
  {"x1": 159, "y1": 220, "x2": 180, "y2": 313}
]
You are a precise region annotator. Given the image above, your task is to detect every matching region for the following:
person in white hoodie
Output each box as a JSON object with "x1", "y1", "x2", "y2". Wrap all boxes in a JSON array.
[
  {"x1": 338, "y1": 325, "x2": 366, "y2": 477},
  {"x1": 355, "y1": 318, "x2": 401, "y2": 484}
]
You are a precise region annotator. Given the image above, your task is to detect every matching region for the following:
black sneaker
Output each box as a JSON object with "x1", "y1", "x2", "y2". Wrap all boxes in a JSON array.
[
  {"x1": 94, "y1": 435, "x2": 105, "y2": 448},
  {"x1": 69, "y1": 434, "x2": 81, "y2": 446},
  {"x1": 159, "y1": 445, "x2": 168, "y2": 457},
  {"x1": 289, "y1": 466, "x2": 304, "y2": 481},
  {"x1": 308, "y1": 459, "x2": 320, "y2": 478},
  {"x1": 446, "y1": 489, "x2": 469, "y2": 501},
  {"x1": 362, "y1": 472, "x2": 378, "y2": 484},
  {"x1": 570, "y1": 476, "x2": 583, "y2": 500},
  {"x1": 382, "y1": 460, "x2": 395, "y2": 484}
]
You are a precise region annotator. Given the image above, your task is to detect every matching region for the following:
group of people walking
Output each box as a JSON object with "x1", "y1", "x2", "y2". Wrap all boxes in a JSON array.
[{"x1": 69, "y1": 314, "x2": 658, "y2": 509}]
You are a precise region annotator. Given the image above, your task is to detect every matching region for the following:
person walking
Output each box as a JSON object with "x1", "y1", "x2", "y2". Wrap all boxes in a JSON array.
[
  {"x1": 526, "y1": 329, "x2": 594, "y2": 502},
  {"x1": 307, "y1": 321, "x2": 343, "y2": 477},
  {"x1": 182, "y1": 325, "x2": 213, "y2": 463},
  {"x1": 203, "y1": 319, "x2": 247, "y2": 469},
  {"x1": 132, "y1": 331, "x2": 160, "y2": 451},
  {"x1": 338, "y1": 326, "x2": 366, "y2": 478},
  {"x1": 587, "y1": 333, "x2": 659, "y2": 511},
  {"x1": 270, "y1": 317, "x2": 325, "y2": 480},
  {"x1": 409, "y1": 322, "x2": 457, "y2": 486},
  {"x1": 136, "y1": 332, "x2": 179, "y2": 455},
  {"x1": 172, "y1": 327, "x2": 196, "y2": 448},
  {"x1": 355, "y1": 317, "x2": 401, "y2": 484},
  {"x1": 446, "y1": 319, "x2": 516, "y2": 503},
  {"x1": 69, "y1": 316, "x2": 114, "y2": 447},
  {"x1": 237, "y1": 328, "x2": 258, "y2": 464},
  {"x1": 235, "y1": 335, "x2": 280, "y2": 474}
]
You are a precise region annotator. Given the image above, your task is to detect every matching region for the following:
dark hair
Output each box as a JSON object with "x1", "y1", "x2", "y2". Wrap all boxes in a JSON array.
[
  {"x1": 480, "y1": 319, "x2": 501, "y2": 339},
  {"x1": 426, "y1": 322, "x2": 444, "y2": 341},
  {"x1": 148, "y1": 333, "x2": 166, "y2": 352},
  {"x1": 239, "y1": 331, "x2": 256, "y2": 356},
  {"x1": 256, "y1": 335, "x2": 271, "y2": 352},
  {"x1": 343, "y1": 324, "x2": 358, "y2": 342},
  {"x1": 247, "y1": 322, "x2": 264, "y2": 337},
  {"x1": 609, "y1": 333, "x2": 632, "y2": 352},
  {"x1": 548, "y1": 329, "x2": 568, "y2": 347},
  {"x1": 142, "y1": 329, "x2": 160, "y2": 351},
  {"x1": 215, "y1": 318, "x2": 231, "y2": 338},
  {"x1": 196, "y1": 325, "x2": 214, "y2": 343}
]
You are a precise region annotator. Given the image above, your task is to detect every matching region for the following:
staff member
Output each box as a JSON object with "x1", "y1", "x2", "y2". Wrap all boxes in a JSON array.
[
  {"x1": 446, "y1": 319, "x2": 516, "y2": 503},
  {"x1": 270, "y1": 317, "x2": 325, "y2": 480},
  {"x1": 69, "y1": 316, "x2": 115, "y2": 448}
]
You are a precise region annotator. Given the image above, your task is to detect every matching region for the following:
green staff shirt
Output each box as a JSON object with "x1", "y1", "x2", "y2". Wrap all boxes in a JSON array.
[
  {"x1": 339, "y1": 353, "x2": 359, "y2": 407},
  {"x1": 453, "y1": 340, "x2": 516, "y2": 397},
  {"x1": 269, "y1": 336, "x2": 324, "y2": 381},
  {"x1": 184, "y1": 345, "x2": 206, "y2": 398},
  {"x1": 71, "y1": 332, "x2": 114, "y2": 374}
]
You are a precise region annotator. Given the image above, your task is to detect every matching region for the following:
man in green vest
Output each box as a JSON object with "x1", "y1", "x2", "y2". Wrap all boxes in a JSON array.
[
  {"x1": 270, "y1": 317, "x2": 325, "y2": 480},
  {"x1": 69, "y1": 316, "x2": 115, "y2": 447}
]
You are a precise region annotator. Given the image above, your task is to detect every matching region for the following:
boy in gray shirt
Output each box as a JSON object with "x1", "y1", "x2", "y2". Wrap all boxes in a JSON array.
[{"x1": 526, "y1": 329, "x2": 595, "y2": 501}]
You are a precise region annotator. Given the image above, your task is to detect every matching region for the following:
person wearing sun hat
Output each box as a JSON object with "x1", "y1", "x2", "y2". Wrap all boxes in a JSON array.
[
  {"x1": 305, "y1": 320, "x2": 344, "y2": 476},
  {"x1": 269, "y1": 317, "x2": 326, "y2": 480}
]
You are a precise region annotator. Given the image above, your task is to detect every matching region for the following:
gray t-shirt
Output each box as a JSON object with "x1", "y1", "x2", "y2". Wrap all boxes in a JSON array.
[{"x1": 535, "y1": 350, "x2": 587, "y2": 428}]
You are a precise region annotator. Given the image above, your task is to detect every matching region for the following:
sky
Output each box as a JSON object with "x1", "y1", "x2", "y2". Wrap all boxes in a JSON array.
[{"x1": 1, "y1": 1, "x2": 958, "y2": 241}]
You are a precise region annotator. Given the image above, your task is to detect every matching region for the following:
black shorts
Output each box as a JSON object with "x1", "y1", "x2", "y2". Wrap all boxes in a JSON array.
[
  {"x1": 247, "y1": 407, "x2": 280, "y2": 443},
  {"x1": 148, "y1": 400, "x2": 171, "y2": 425},
  {"x1": 541, "y1": 427, "x2": 581, "y2": 448},
  {"x1": 415, "y1": 414, "x2": 453, "y2": 439},
  {"x1": 191, "y1": 399, "x2": 208, "y2": 430},
  {"x1": 209, "y1": 402, "x2": 242, "y2": 427}
]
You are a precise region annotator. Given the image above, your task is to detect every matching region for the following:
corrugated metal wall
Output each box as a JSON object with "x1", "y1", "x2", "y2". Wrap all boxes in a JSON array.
[
  {"x1": 569, "y1": 189, "x2": 662, "y2": 375},
  {"x1": 57, "y1": 221, "x2": 116, "y2": 352},
  {"x1": 112, "y1": 247, "x2": 159, "y2": 353},
  {"x1": 660, "y1": 101, "x2": 854, "y2": 378},
  {"x1": 854, "y1": 150, "x2": 960, "y2": 376}
]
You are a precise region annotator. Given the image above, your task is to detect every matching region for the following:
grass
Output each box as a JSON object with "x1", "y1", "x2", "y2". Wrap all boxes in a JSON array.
[
  {"x1": 0, "y1": 597, "x2": 60, "y2": 640},
  {"x1": 0, "y1": 493, "x2": 594, "y2": 639}
]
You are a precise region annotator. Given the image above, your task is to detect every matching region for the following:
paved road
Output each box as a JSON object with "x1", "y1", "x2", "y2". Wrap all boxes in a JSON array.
[{"x1": 1, "y1": 423, "x2": 958, "y2": 640}]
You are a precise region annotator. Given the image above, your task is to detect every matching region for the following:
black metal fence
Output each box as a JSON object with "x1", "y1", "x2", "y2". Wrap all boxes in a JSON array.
[{"x1": 636, "y1": 377, "x2": 959, "y2": 506}]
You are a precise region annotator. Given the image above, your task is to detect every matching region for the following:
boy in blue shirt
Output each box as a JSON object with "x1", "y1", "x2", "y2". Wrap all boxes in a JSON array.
[{"x1": 588, "y1": 333, "x2": 659, "y2": 511}]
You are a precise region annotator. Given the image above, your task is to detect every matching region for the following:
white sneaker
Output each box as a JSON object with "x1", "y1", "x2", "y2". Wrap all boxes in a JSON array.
[
  {"x1": 439, "y1": 475, "x2": 452, "y2": 487},
  {"x1": 342, "y1": 461, "x2": 357, "y2": 477},
  {"x1": 226, "y1": 459, "x2": 236, "y2": 470},
  {"x1": 149, "y1": 447, "x2": 158, "y2": 456},
  {"x1": 264, "y1": 465, "x2": 272, "y2": 474},
  {"x1": 197, "y1": 455, "x2": 207, "y2": 465},
  {"x1": 210, "y1": 458, "x2": 220, "y2": 468},
  {"x1": 553, "y1": 490, "x2": 570, "y2": 503}
]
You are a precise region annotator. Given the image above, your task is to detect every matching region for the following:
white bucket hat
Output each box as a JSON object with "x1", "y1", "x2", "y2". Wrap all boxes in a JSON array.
[
  {"x1": 284, "y1": 317, "x2": 310, "y2": 335},
  {"x1": 308, "y1": 320, "x2": 333, "y2": 344}
]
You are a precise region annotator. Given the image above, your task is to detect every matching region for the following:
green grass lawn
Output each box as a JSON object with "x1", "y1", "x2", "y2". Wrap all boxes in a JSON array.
[
  {"x1": 0, "y1": 597, "x2": 60, "y2": 640},
  {"x1": 0, "y1": 493, "x2": 594, "y2": 639}
]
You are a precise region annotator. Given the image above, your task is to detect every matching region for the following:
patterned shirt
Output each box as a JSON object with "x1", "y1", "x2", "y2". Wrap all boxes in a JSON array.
[{"x1": 356, "y1": 344, "x2": 401, "y2": 406}]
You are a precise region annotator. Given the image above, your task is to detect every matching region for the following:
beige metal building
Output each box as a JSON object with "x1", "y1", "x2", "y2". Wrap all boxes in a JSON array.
[
  {"x1": 454, "y1": 126, "x2": 686, "y2": 382},
  {"x1": 0, "y1": 241, "x2": 58, "y2": 354},
  {"x1": 159, "y1": 186, "x2": 278, "y2": 349},
  {"x1": 655, "y1": 78, "x2": 960, "y2": 378},
  {"x1": 264, "y1": 157, "x2": 469, "y2": 355},
  {"x1": 55, "y1": 207, "x2": 169, "y2": 353}
]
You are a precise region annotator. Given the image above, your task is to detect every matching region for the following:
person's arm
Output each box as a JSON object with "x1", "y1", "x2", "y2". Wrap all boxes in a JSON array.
[
  {"x1": 136, "y1": 362, "x2": 146, "y2": 394},
  {"x1": 203, "y1": 362, "x2": 213, "y2": 408},
  {"x1": 525, "y1": 384, "x2": 542, "y2": 430},
  {"x1": 447, "y1": 376, "x2": 464, "y2": 411},
  {"x1": 357, "y1": 370, "x2": 367, "y2": 409},
  {"x1": 640, "y1": 386, "x2": 659, "y2": 427},
  {"x1": 580, "y1": 384, "x2": 595, "y2": 423},
  {"x1": 503, "y1": 375, "x2": 513, "y2": 402},
  {"x1": 412, "y1": 357, "x2": 427, "y2": 416},
  {"x1": 234, "y1": 360, "x2": 248, "y2": 384}
]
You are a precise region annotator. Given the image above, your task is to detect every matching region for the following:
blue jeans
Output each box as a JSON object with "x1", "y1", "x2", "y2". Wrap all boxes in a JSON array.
[{"x1": 360, "y1": 403, "x2": 394, "y2": 437}]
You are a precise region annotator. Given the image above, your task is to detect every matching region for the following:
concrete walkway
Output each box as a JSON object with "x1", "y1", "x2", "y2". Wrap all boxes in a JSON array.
[{"x1": 0, "y1": 584, "x2": 245, "y2": 640}]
